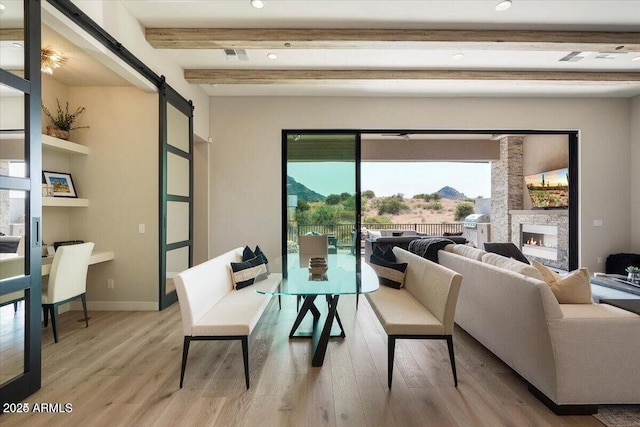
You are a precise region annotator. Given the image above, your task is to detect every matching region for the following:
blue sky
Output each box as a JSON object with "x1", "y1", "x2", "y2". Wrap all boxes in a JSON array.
[{"x1": 288, "y1": 162, "x2": 491, "y2": 199}]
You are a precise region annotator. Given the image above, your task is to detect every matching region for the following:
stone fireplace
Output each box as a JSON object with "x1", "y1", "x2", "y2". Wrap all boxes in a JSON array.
[{"x1": 511, "y1": 210, "x2": 568, "y2": 271}]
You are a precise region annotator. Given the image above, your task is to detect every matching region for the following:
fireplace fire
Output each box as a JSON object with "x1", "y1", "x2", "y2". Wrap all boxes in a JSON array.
[{"x1": 521, "y1": 225, "x2": 558, "y2": 261}]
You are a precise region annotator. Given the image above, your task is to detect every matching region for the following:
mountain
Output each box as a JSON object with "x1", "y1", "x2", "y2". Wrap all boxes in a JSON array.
[
  {"x1": 287, "y1": 176, "x2": 326, "y2": 202},
  {"x1": 437, "y1": 186, "x2": 467, "y2": 200}
]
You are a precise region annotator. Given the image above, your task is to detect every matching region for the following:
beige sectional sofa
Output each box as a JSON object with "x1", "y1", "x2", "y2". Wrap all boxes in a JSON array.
[{"x1": 438, "y1": 245, "x2": 640, "y2": 414}]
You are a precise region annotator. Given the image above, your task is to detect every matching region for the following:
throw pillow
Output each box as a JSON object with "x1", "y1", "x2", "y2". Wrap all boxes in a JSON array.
[
  {"x1": 481, "y1": 253, "x2": 543, "y2": 280},
  {"x1": 230, "y1": 256, "x2": 267, "y2": 290},
  {"x1": 532, "y1": 260, "x2": 593, "y2": 304},
  {"x1": 483, "y1": 242, "x2": 530, "y2": 264},
  {"x1": 369, "y1": 254, "x2": 408, "y2": 289},
  {"x1": 368, "y1": 230, "x2": 382, "y2": 238},
  {"x1": 242, "y1": 246, "x2": 256, "y2": 261},
  {"x1": 372, "y1": 246, "x2": 397, "y2": 262},
  {"x1": 254, "y1": 245, "x2": 269, "y2": 273}
]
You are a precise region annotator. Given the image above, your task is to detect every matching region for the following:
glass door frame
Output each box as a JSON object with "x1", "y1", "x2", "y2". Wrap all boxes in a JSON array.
[
  {"x1": 282, "y1": 129, "x2": 578, "y2": 274},
  {"x1": 0, "y1": 0, "x2": 42, "y2": 405},
  {"x1": 159, "y1": 80, "x2": 194, "y2": 310},
  {"x1": 281, "y1": 130, "x2": 362, "y2": 279}
]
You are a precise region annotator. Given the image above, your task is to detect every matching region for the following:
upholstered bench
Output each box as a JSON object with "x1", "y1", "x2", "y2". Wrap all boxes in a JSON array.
[
  {"x1": 366, "y1": 247, "x2": 462, "y2": 388},
  {"x1": 174, "y1": 247, "x2": 282, "y2": 389}
]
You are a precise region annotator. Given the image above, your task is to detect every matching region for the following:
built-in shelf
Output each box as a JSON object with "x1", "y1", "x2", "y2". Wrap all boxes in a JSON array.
[
  {"x1": 42, "y1": 134, "x2": 89, "y2": 155},
  {"x1": 43, "y1": 197, "x2": 89, "y2": 207}
]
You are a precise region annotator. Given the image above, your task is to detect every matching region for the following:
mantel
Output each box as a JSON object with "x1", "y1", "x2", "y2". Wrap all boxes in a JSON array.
[{"x1": 510, "y1": 210, "x2": 568, "y2": 216}]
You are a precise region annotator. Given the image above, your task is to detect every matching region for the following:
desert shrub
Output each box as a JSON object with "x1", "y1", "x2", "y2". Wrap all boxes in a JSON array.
[
  {"x1": 426, "y1": 202, "x2": 443, "y2": 211},
  {"x1": 413, "y1": 193, "x2": 430, "y2": 200},
  {"x1": 296, "y1": 199, "x2": 310, "y2": 212},
  {"x1": 362, "y1": 190, "x2": 376, "y2": 199},
  {"x1": 362, "y1": 215, "x2": 392, "y2": 224},
  {"x1": 342, "y1": 195, "x2": 356, "y2": 210},
  {"x1": 339, "y1": 192, "x2": 351, "y2": 201},
  {"x1": 430, "y1": 192, "x2": 441, "y2": 201},
  {"x1": 376, "y1": 196, "x2": 409, "y2": 215},
  {"x1": 454, "y1": 202, "x2": 475, "y2": 220},
  {"x1": 310, "y1": 204, "x2": 343, "y2": 225},
  {"x1": 325, "y1": 194, "x2": 341, "y2": 205}
]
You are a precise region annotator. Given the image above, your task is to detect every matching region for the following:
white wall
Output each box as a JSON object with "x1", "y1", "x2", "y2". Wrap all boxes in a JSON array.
[
  {"x1": 210, "y1": 96, "x2": 633, "y2": 273},
  {"x1": 68, "y1": 86, "x2": 159, "y2": 309},
  {"x1": 631, "y1": 96, "x2": 640, "y2": 253},
  {"x1": 73, "y1": 0, "x2": 210, "y2": 140},
  {"x1": 40, "y1": 82, "x2": 158, "y2": 310}
]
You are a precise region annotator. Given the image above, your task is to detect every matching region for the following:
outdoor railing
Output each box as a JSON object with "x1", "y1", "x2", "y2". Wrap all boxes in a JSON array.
[{"x1": 288, "y1": 222, "x2": 464, "y2": 247}]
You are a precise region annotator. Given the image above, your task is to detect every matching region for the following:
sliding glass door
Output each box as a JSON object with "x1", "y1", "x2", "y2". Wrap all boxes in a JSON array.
[
  {"x1": 159, "y1": 81, "x2": 193, "y2": 310},
  {"x1": 282, "y1": 132, "x2": 360, "y2": 278},
  {"x1": 0, "y1": 0, "x2": 42, "y2": 404}
]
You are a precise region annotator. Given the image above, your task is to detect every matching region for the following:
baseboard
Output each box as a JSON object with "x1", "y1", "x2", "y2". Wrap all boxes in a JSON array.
[
  {"x1": 68, "y1": 300, "x2": 157, "y2": 311},
  {"x1": 527, "y1": 383, "x2": 598, "y2": 415}
]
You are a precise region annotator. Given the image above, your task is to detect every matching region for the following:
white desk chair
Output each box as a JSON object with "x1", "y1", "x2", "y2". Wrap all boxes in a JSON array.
[{"x1": 42, "y1": 242, "x2": 94, "y2": 343}]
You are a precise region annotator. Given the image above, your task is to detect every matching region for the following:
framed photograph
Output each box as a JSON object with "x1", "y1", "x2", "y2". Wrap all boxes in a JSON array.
[{"x1": 42, "y1": 171, "x2": 77, "y2": 198}]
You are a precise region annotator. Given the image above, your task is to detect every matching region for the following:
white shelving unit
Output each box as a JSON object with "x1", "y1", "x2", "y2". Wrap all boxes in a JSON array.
[
  {"x1": 42, "y1": 197, "x2": 89, "y2": 207},
  {"x1": 41, "y1": 133, "x2": 89, "y2": 155},
  {"x1": 42, "y1": 134, "x2": 89, "y2": 208}
]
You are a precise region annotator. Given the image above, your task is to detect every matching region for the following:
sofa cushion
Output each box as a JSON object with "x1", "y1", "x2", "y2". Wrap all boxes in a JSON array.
[
  {"x1": 369, "y1": 254, "x2": 408, "y2": 289},
  {"x1": 366, "y1": 286, "x2": 445, "y2": 335},
  {"x1": 483, "y1": 242, "x2": 530, "y2": 264},
  {"x1": 230, "y1": 256, "x2": 267, "y2": 290},
  {"x1": 481, "y1": 253, "x2": 543, "y2": 280},
  {"x1": 192, "y1": 274, "x2": 281, "y2": 336},
  {"x1": 532, "y1": 260, "x2": 593, "y2": 304},
  {"x1": 451, "y1": 244, "x2": 487, "y2": 261}
]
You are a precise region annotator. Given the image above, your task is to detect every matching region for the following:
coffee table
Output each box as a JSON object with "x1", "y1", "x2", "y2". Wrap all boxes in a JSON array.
[
  {"x1": 599, "y1": 298, "x2": 640, "y2": 315},
  {"x1": 256, "y1": 260, "x2": 378, "y2": 366}
]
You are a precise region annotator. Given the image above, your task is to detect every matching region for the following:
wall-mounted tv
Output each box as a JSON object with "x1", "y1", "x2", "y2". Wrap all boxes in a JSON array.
[{"x1": 524, "y1": 167, "x2": 569, "y2": 209}]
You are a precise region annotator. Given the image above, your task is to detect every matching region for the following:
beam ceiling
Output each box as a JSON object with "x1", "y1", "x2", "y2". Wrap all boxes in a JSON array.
[
  {"x1": 146, "y1": 28, "x2": 640, "y2": 52},
  {"x1": 185, "y1": 70, "x2": 640, "y2": 85}
]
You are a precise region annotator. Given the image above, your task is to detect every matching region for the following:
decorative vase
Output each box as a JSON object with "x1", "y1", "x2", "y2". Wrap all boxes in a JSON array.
[
  {"x1": 46, "y1": 125, "x2": 69, "y2": 140},
  {"x1": 628, "y1": 273, "x2": 640, "y2": 283}
]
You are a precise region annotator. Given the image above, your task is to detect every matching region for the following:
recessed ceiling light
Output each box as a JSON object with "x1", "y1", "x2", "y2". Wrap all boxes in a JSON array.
[
  {"x1": 267, "y1": 53, "x2": 278, "y2": 60},
  {"x1": 0, "y1": 3, "x2": 6, "y2": 11},
  {"x1": 631, "y1": 56, "x2": 640, "y2": 62},
  {"x1": 250, "y1": 0, "x2": 264, "y2": 9},
  {"x1": 12, "y1": 42, "x2": 22, "y2": 48},
  {"x1": 452, "y1": 53, "x2": 464, "y2": 60},
  {"x1": 495, "y1": 0, "x2": 512, "y2": 11}
]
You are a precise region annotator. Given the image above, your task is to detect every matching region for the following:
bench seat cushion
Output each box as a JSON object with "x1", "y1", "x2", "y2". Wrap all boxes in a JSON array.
[
  {"x1": 192, "y1": 274, "x2": 281, "y2": 336},
  {"x1": 366, "y1": 285, "x2": 445, "y2": 336}
]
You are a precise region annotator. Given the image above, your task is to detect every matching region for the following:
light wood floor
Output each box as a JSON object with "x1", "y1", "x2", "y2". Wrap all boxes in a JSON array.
[{"x1": 0, "y1": 295, "x2": 605, "y2": 427}]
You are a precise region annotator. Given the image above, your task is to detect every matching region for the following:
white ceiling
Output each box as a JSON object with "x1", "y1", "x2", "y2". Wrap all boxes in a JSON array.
[
  {"x1": 2, "y1": 1, "x2": 639, "y2": 97},
  {"x1": 121, "y1": 0, "x2": 640, "y2": 97}
]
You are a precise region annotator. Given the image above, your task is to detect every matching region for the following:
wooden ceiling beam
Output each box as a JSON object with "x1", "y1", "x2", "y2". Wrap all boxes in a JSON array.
[
  {"x1": 185, "y1": 69, "x2": 640, "y2": 84},
  {"x1": 146, "y1": 28, "x2": 640, "y2": 52},
  {"x1": 0, "y1": 29, "x2": 23, "y2": 41}
]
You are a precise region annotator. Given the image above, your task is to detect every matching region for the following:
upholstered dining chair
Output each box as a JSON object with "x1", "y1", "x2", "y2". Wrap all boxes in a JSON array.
[
  {"x1": 297, "y1": 234, "x2": 329, "y2": 310},
  {"x1": 298, "y1": 234, "x2": 329, "y2": 268},
  {"x1": 42, "y1": 242, "x2": 94, "y2": 343}
]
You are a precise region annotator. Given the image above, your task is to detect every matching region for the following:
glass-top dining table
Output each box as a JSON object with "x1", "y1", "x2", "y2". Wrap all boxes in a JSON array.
[{"x1": 256, "y1": 257, "x2": 379, "y2": 366}]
